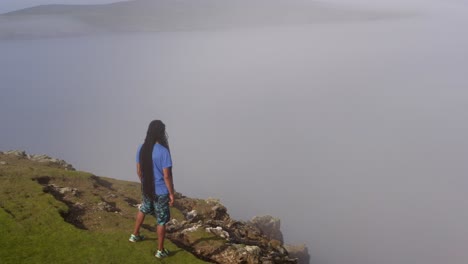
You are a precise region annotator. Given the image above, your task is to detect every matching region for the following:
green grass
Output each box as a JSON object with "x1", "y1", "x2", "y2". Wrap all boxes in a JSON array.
[{"x1": 0, "y1": 155, "x2": 208, "y2": 264}]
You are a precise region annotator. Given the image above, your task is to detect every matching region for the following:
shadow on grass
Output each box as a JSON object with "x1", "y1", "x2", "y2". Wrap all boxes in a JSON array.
[
  {"x1": 169, "y1": 249, "x2": 184, "y2": 256},
  {"x1": 167, "y1": 235, "x2": 221, "y2": 263},
  {"x1": 124, "y1": 196, "x2": 140, "y2": 207},
  {"x1": 142, "y1": 223, "x2": 156, "y2": 232},
  {"x1": 90, "y1": 175, "x2": 115, "y2": 190},
  {"x1": 33, "y1": 176, "x2": 87, "y2": 230}
]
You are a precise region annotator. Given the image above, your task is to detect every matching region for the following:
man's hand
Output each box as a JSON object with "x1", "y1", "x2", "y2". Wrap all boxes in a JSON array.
[{"x1": 169, "y1": 193, "x2": 175, "y2": 206}]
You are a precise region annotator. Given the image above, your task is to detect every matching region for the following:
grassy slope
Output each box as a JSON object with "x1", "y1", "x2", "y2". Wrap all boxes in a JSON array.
[{"x1": 0, "y1": 154, "x2": 207, "y2": 264}]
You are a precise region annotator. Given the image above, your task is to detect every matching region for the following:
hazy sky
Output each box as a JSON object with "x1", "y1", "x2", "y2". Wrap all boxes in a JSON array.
[{"x1": 1, "y1": 1, "x2": 468, "y2": 264}]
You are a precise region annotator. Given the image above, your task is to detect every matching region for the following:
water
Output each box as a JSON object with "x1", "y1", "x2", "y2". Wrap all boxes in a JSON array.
[{"x1": 1, "y1": 4, "x2": 468, "y2": 264}]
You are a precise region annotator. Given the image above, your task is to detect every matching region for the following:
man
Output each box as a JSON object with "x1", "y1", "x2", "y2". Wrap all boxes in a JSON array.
[{"x1": 129, "y1": 120, "x2": 175, "y2": 259}]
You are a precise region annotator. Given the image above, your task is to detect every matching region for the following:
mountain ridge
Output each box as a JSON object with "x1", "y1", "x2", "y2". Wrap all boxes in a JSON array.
[{"x1": 0, "y1": 0, "x2": 409, "y2": 39}]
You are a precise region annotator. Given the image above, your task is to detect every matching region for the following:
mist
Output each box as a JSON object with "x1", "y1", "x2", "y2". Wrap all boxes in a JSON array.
[
  {"x1": 0, "y1": 0, "x2": 119, "y2": 14},
  {"x1": 1, "y1": 1, "x2": 468, "y2": 264}
]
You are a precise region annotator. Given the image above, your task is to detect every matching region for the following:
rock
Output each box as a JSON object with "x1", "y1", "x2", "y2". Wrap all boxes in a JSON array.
[
  {"x1": 47, "y1": 184, "x2": 78, "y2": 196},
  {"x1": 96, "y1": 201, "x2": 118, "y2": 212},
  {"x1": 270, "y1": 239, "x2": 287, "y2": 254},
  {"x1": 166, "y1": 218, "x2": 181, "y2": 232},
  {"x1": 284, "y1": 244, "x2": 310, "y2": 264},
  {"x1": 58, "y1": 187, "x2": 77, "y2": 195},
  {"x1": 211, "y1": 204, "x2": 229, "y2": 220},
  {"x1": 205, "y1": 197, "x2": 220, "y2": 204},
  {"x1": 181, "y1": 223, "x2": 202, "y2": 234},
  {"x1": 30, "y1": 154, "x2": 50, "y2": 162},
  {"x1": 4, "y1": 150, "x2": 26, "y2": 157},
  {"x1": 106, "y1": 193, "x2": 117, "y2": 199},
  {"x1": 168, "y1": 196, "x2": 297, "y2": 263},
  {"x1": 207, "y1": 244, "x2": 262, "y2": 264},
  {"x1": 245, "y1": 245, "x2": 261, "y2": 256},
  {"x1": 205, "y1": 226, "x2": 229, "y2": 239},
  {"x1": 29, "y1": 154, "x2": 76, "y2": 171},
  {"x1": 185, "y1": 209, "x2": 198, "y2": 222},
  {"x1": 0, "y1": 161, "x2": 7, "y2": 165},
  {"x1": 97, "y1": 202, "x2": 110, "y2": 211},
  {"x1": 249, "y1": 215, "x2": 284, "y2": 243},
  {"x1": 2, "y1": 150, "x2": 75, "y2": 170}
]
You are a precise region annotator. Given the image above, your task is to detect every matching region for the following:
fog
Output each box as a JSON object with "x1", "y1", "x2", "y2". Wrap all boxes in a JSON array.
[
  {"x1": 0, "y1": 0, "x2": 120, "y2": 14},
  {"x1": 1, "y1": 1, "x2": 468, "y2": 264}
]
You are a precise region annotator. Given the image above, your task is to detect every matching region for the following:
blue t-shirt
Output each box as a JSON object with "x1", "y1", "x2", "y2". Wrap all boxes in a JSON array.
[{"x1": 136, "y1": 144, "x2": 172, "y2": 195}]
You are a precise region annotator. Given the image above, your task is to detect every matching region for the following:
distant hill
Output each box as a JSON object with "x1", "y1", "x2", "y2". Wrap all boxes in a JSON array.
[
  {"x1": 0, "y1": 150, "x2": 308, "y2": 263},
  {"x1": 0, "y1": 0, "x2": 407, "y2": 39}
]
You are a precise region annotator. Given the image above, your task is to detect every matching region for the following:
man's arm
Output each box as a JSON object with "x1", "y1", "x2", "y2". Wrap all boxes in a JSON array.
[
  {"x1": 163, "y1": 167, "x2": 175, "y2": 206},
  {"x1": 136, "y1": 162, "x2": 142, "y2": 181}
]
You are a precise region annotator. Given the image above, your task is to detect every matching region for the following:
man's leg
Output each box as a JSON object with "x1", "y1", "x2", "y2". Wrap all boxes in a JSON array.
[
  {"x1": 157, "y1": 224, "x2": 166, "y2": 251},
  {"x1": 132, "y1": 211, "x2": 145, "y2": 235},
  {"x1": 155, "y1": 195, "x2": 171, "y2": 253}
]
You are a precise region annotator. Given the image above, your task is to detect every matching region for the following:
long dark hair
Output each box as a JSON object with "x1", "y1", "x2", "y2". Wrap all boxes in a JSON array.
[{"x1": 140, "y1": 120, "x2": 169, "y2": 199}]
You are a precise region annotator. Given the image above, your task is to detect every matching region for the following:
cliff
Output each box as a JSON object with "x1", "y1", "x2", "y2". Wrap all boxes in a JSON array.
[{"x1": 0, "y1": 150, "x2": 309, "y2": 263}]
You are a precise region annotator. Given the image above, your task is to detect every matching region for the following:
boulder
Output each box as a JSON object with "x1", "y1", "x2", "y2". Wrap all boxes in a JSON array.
[
  {"x1": 284, "y1": 244, "x2": 310, "y2": 264},
  {"x1": 249, "y1": 215, "x2": 284, "y2": 243}
]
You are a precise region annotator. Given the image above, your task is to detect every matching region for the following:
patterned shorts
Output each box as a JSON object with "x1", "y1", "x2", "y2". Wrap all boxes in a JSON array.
[{"x1": 139, "y1": 194, "x2": 170, "y2": 226}]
